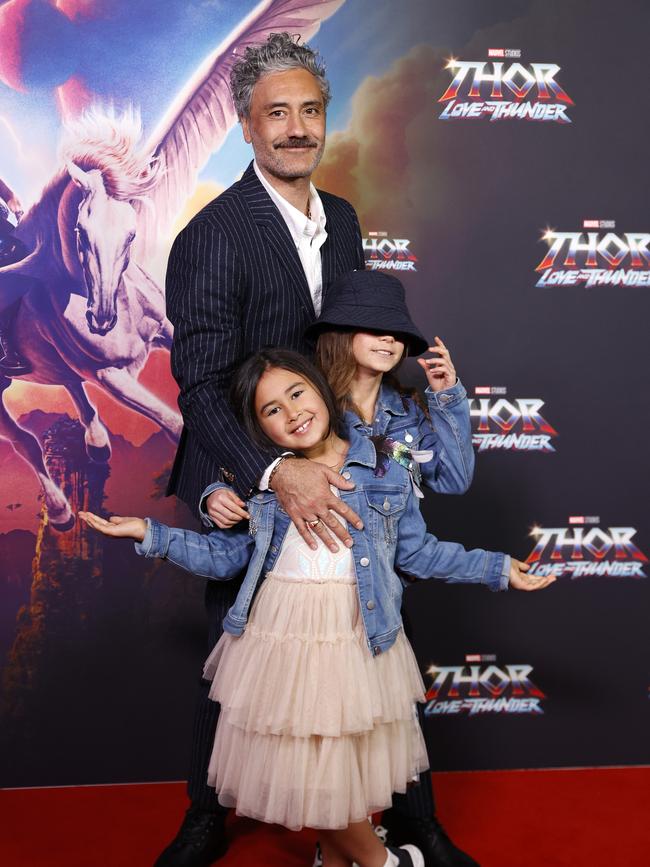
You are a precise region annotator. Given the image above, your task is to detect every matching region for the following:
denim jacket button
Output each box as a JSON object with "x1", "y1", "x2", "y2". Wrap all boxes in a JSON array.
[
  {"x1": 366, "y1": 600, "x2": 375, "y2": 610},
  {"x1": 342, "y1": 471, "x2": 351, "y2": 480},
  {"x1": 270, "y1": 545, "x2": 278, "y2": 554},
  {"x1": 405, "y1": 432, "x2": 413, "y2": 443},
  {"x1": 383, "y1": 500, "x2": 390, "y2": 511},
  {"x1": 360, "y1": 557, "x2": 370, "y2": 566},
  {"x1": 373, "y1": 646, "x2": 382, "y2": 656}
]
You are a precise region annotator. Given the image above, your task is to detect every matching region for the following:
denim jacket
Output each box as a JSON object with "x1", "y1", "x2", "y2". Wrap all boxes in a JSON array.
[
  {"x1": 346, "y1": 380, "x2": 474, "y2": 495},
  {"x1": 136, "y1": 426, "x2": 509, "y2": 656}
]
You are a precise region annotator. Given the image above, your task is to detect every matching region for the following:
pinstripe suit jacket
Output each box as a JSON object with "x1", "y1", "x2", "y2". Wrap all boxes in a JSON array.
[{"x1": 165, "y1": 161, "x2": 365, "y2": 513}]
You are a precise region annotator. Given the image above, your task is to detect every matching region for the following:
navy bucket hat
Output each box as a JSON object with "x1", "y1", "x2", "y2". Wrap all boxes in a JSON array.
[{"x1": 305, "y1": 270, "x2": 429, "y2": 356}]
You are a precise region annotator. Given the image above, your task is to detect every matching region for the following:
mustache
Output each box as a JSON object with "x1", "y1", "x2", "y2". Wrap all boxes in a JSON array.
[{"x1": 274, "y1": 137, "x2": 318, "y2": 149}]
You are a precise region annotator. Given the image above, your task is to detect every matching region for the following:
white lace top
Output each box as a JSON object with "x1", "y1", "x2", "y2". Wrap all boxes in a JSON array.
[{"x1": 268, "y1": 490, "x2": 355, "y2": 584}]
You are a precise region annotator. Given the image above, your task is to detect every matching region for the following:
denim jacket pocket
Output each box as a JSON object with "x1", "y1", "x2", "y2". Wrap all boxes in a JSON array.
[{"x1": 364, "y1": 487, "x2": 406, "y2": 547}]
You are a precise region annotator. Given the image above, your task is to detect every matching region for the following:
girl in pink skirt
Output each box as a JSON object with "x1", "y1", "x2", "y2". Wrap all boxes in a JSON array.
[{"x1": 81, "y1": 350, "x2": 553, "y2": 867}]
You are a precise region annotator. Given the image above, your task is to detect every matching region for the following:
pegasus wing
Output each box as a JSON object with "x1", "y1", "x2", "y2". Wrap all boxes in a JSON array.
[{"x1": 135, "y1": 0, "x2": 345, "y2": 261}]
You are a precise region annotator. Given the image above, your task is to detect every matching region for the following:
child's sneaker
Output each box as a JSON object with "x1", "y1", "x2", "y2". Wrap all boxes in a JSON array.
[{"x1": 388, "y1": 844, "x2": 425, "y2": 867}]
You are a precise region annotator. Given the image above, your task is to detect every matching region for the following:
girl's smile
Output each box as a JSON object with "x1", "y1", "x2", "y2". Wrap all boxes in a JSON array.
[
  {"x1": 290, "y1": 415, "x2": 314, "y2": 435},
  {"x1": 255, "y1": 367, "x2": 330, "y2": 454},
  {"x1": 352, "y1": 332, "x2": 405, "y2": 374}
]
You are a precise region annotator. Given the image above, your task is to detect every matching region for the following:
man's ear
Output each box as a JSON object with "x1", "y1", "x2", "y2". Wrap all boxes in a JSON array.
[{"x1": 241, "y1": 115, "x2": 252, "y2": 144}]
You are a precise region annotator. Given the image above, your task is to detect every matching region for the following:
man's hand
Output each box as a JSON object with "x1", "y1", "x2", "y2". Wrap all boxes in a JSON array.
[
  {"x1": 417, "y1": 336, "x2": 457, "y2": 393},
  {"x1": 206, "y1": 488, "x2": 250, "y2": 529},
  {"x1": 271, "y1": 458, "x2": 363, "y2": 551},
  {"x1": 508, "y1": 558, "x2": 556, "y2": 591},
  {"x1": 79, "y1": 511, "x2": 147, "y2": 542}
]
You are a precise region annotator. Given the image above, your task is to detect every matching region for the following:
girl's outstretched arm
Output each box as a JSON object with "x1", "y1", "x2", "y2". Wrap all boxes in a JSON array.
[
  {"x1": 393, "y1": 497, "x2": 555, "y2": 592},
  {"x1": 79, "y1": 511, "x2": 146, "y2": 540},
  {"x1": 79, "y1": 511, "x2": 254, "y2": 580}
]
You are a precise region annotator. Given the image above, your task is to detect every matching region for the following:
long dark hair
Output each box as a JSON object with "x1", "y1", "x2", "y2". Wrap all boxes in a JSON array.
[
  {"x1": 230, "y1": 348, "x2": 344, "y2": 453},
  {"x1": 315, "y1": 330, "x2": 428, "y2": 420}
]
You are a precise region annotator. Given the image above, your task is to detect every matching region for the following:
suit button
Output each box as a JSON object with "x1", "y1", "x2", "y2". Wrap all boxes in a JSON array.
[
  {"x1": 342, "y1": 471, "x2": 351, "y2": 480},
  {"x1": 360, "y1": 557, "x2": 370, "y2": 566},
  {"x1": 405, "y1": 433, "x2": 413, "y2": 443},
  {"x1": 366, "y1": 600, "x2": 375, "y2": 610}
]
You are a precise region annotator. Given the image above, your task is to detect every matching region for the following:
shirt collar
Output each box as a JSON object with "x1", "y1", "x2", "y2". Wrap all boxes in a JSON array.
[
  {"x1": 342, "y1": 425, "x2": 378, "y2": 469},
  {"x1": 344, "y1": 384, "x2": 410, "y2": 431},
  {"x1": 253, "y1": 160, "x2": 327, "y2": 245},
  {"x1": 376, "y1": 383, "x2": 410, "y2": 417}
]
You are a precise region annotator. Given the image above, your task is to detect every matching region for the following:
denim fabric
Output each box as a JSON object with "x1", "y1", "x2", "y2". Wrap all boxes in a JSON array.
[
  {"x1": 137, "y1": 426, "x2": 508, "y2": 656},
  {"x1": 345, "y1": 380, "x2": 475, "y2": 494}
]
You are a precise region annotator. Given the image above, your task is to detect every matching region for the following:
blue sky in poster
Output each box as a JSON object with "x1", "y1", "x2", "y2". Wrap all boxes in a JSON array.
[{"x1": 0, "y1": 0, "x2": 531, "y2": 199}]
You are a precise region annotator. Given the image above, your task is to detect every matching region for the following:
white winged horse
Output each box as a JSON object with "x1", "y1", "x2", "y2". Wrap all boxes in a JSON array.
[{"x1": 0, "y1": 0, "x2": 344, "y2": 529}]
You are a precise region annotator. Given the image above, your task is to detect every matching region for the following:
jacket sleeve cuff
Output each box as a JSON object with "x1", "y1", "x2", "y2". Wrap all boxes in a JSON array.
[
  {"x1": 134, "y1": 518, "x2": 170, "y2": 558},
  {"x1": 425, "y1": 378, "x2": 467, "y2": 409},
  {"x1": 499, "y1": 554, "x2": 511, "y2": 591},
  {"x1": 198, "y1": 482, "x2": 230, "y2": 528},
  {"x1": 482, "y1": 551, "x2": 510, "y2": 592}
]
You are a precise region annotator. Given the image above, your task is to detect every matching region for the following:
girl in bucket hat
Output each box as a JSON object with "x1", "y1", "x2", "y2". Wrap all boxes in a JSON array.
[
  {"x1": 305, "y1": 270, "x2": 478, "y2": 861},
  {"x1": 305, "y1": 270, "x2": 475, "y2": 499}
]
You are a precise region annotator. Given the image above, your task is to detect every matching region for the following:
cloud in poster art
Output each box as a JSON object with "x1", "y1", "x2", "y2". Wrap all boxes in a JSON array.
[{"x1": 314, "y1": 44, "x2": 442, "y2": 231}]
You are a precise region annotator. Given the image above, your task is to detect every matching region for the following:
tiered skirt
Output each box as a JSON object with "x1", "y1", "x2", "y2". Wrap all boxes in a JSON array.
[{"x1": 204, "y1": 573, "x2": 428, "y2": 830}]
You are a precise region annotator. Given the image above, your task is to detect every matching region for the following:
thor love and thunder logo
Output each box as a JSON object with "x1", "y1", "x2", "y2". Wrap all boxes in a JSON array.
[
  {"x1": 536, "y1": 221, "x2": 650, "y2": 287},
  {"x1": 424, "y1": 654, "x2": 545, "y2": 716},
  {"x1": 363, "y1": 232, "x2": 418, "y2": 273},
  {"x1": 470, "y1": 386, "x2": 558, "y2": 452},
  {"x1": 525, "y1": 517, "x2": 648, "y2": 579},
  {"x1": 438, "y1": 53, "x2": 573, "y2": 123}
]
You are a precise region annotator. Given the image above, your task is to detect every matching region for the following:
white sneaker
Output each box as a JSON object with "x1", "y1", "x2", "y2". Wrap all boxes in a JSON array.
[{"x1": 388, "y1": 844, "x2": 425, "y2": 867}]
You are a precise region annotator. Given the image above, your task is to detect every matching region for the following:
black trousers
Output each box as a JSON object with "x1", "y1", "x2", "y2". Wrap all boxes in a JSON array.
[{"x1": 187, "y1": 579, "x2": 435, "y2": 819}]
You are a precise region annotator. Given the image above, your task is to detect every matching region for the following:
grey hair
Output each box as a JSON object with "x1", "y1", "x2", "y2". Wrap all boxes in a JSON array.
[{"x1": 230, "y1": 32, "x2": 331, "y2": 119}]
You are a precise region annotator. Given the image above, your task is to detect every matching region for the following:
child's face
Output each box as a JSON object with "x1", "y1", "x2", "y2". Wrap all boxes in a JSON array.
[
  {"x1": 255, "y1": 366, "x2": 330, "y2": 451},
  {"x1": 351, "y1": 332, "x2": 405, "y2": 375}
]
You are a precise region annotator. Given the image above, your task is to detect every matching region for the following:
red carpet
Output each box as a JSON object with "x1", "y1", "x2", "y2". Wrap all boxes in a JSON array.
[{"x1": 2, "y1": 768, "x2": 649, "y2": 866}]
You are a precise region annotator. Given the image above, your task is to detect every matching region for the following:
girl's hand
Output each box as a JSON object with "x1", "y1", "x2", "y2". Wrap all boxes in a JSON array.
[
  {"x1": 78, "y1": 511, "x2": 147, "y2": 542},
  {"x1": 508, "y1": 558, "x2": 556, "y2": 591},
  {"x1": 206, "y1": 488, "x2": 250, "y2": 529},
  {"x1": 417, "y1": 336, "x2": 457, "y2": 393}
]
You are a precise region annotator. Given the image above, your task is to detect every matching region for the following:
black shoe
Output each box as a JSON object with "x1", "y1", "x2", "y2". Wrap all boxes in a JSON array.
[
  {"x1": 382, "y1": 813, "x2": 479, "y2": 867},
  {"x1": 153, "y1": 807, "x2": 228, "y2": 867}
]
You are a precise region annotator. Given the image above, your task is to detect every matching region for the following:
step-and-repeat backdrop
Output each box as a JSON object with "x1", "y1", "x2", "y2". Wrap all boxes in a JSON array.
[{"x1": 1, "y1": 0, "x2": 647, "y2": 787}]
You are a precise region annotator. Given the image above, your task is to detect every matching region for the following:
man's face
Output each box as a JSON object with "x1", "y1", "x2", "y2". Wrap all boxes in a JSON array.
[{"x1": 242, "y1": 67, "x2": 326, "y2": 182}]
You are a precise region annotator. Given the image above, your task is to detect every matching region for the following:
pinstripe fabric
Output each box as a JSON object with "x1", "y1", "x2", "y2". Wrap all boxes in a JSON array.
[{"x1": 165, "y1": 161, "x2": 365, "y2": 511}]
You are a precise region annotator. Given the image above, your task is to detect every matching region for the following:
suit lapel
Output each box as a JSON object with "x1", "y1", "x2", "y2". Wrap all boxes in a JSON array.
[
  {"x1": 238, "y1": 163, "x2": 314, "y2": 313},
  {"x1": 320, "y1": 200, "x2": 338, "y2": 299}
]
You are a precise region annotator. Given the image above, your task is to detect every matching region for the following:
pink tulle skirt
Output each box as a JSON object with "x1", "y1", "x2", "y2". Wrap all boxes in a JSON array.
[{"x1": 203, "y1": 573, "x2": 428, "y2": 830}]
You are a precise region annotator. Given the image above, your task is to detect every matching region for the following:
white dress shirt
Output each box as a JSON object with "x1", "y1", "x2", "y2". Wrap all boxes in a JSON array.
[
  {"x1": 253, "y1": 160, "x2": 328, "y2": 315},
  {"x1": 253, "y1": 161, "x2": 330, "y2": 491}
]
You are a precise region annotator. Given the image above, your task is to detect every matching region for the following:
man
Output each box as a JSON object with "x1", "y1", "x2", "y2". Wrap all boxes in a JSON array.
[{"x1": 161, "y1": 33, "x2": 478, "y2": 867}]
